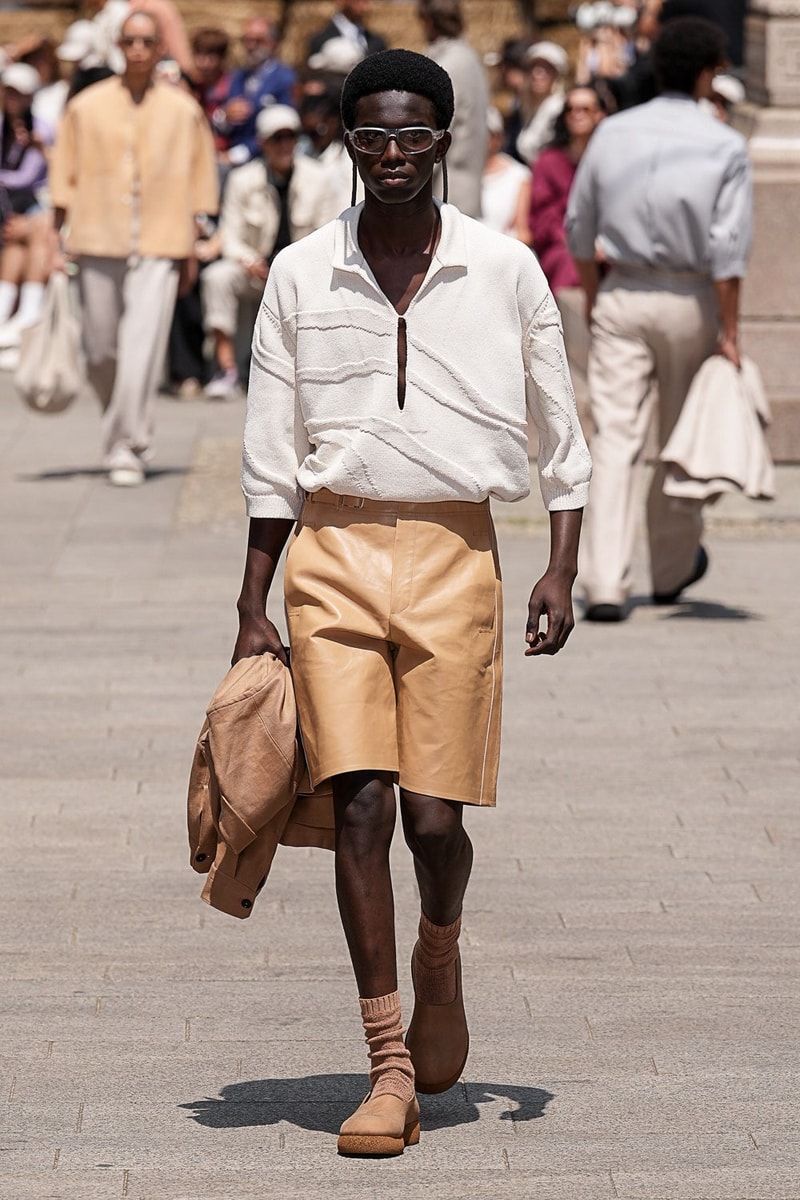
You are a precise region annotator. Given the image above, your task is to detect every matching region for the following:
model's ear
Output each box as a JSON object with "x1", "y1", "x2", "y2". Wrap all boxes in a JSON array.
[
  {"x1": 344, "y1": 130, "x2": 356, "y2": 163},
  {"x1": 435, "y1": 130, "x2": 452, "y2": 163}
]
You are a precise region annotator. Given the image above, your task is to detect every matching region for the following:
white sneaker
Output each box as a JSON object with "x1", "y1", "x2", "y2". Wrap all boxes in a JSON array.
[
  {"x1": 204, "y1": 366, "x2": 240, "y2": 401},
  {"x1": 108, "y1": 463, "x2": 145, "y2": 487},
  {"x1": 0, "y1": 313, "x2": 38, "y2": 350}
]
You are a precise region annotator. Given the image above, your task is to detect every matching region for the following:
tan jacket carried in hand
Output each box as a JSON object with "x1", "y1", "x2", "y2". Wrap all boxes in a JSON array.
[{"x1": 187, "y1": 654, "x2": 334, "y2": 919}]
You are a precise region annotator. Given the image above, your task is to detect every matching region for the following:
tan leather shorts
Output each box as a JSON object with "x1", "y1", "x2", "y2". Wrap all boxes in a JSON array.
[{"x1": 284, "y1": 489, "x2": 503, "y2": 806}]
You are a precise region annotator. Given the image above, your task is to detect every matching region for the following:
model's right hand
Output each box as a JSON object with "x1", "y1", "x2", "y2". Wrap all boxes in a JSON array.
[{"x1": 231, "y1": 614, "x2": 288, "y2": 666}]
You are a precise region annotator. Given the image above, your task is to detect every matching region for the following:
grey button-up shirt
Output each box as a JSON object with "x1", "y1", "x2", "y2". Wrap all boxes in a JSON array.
[{"x1": 565, "y1": 94, "x2": 752, "y2": 280}]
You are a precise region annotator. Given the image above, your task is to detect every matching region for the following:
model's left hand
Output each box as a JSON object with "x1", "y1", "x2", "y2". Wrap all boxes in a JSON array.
[{"x1": 525, "y1": 571, "x2": 576, "y2": 656}]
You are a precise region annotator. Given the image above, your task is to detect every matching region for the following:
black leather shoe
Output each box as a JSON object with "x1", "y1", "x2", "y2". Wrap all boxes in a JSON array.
[
  {"x1": 584, "y1": 603, "x2": 625, "y2": 622},
  {"x1": 652, "y1": 546, "x2": 709, "y2": 605}
]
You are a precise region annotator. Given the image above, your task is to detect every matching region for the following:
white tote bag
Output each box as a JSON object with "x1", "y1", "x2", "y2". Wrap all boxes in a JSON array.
[{"x1": 14, "y1": 271, "x2": 83, "y2": 415}]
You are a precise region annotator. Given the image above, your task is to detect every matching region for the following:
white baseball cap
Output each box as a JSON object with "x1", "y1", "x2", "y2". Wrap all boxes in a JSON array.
[
  {"x1": 526, "y1": 41, "x2": 569, "y2": 77},
  {"x1": 1, "y1": 63, "x2": 42, "y2": 96},
  {"x1": 256, "y1": 103, "x2": 301, "y2": 141},
  {"x1": 307, "y1": 36, "x2": 365, "y2": 75},
  {"x1": 57, "y1": 21, "x2": 102, "y2": 68}
]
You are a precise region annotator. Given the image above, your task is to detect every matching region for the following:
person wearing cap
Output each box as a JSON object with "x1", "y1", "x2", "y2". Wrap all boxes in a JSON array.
[
  {"x1": 220, "y1": 19, "x2": 297, "y2": 169},
  {"x1": 49, "y1": 9, "x2": 218, "y2": 487},
  {"x1": 566, "y1": 17, "x2": 752, "y2": 620},
  {"x1": 201, "y1": 104, "x2": 336, "y2": 400},
  {"x1": 307, "y1": 1, "x2": 388, "y2": 62},
  {"x1": 232, "y1": 47, "x2": 590, "y2": 1156},
  {"x1": 0, "y1": 61, "x2": 56, "y2": 351},
  {"x1": 417, "y1": 0, "x2": 489, "y2": 218},
  {"x1": 55, "y1": 21, "x2": 113, "y2": 106},
  {"x1": 516, "y1": 41, "x2": 569, "y2": 165}
]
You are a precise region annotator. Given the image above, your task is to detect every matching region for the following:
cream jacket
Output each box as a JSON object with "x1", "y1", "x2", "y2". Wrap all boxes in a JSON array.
[
  {"x1": 220, "y1": 154, "x2": 339, "y2": 267},
  {"x1": 187, "y1": 654, "x2": 333, "y2": 920},
  {"x1": 50, "y1": 77, "x2": 219, "y2": 260}
]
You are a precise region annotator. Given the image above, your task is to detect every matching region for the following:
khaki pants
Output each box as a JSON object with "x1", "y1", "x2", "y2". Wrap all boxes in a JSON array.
[
  {"x1": 78, "y1": 256, "x2": 179, "y2": 470},
  {"x1": 580, "y1": 269, "x2": 719, "y2": 605}
]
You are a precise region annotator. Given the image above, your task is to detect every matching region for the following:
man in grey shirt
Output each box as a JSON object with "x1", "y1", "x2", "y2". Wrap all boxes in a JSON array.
[{"x1": 566, "y1": 17, "x2": 752, "y2": 621}]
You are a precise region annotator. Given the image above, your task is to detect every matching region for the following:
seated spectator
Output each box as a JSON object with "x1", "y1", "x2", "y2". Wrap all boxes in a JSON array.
[
  {"x1": 516, "y1": 41, "x2": 569, "y2": 165},
  {"x1": 574, "y1": 2, "x2": 638, "y2": 85},
  {"x1": 487, "y1": 37, "x2": 533, "y2": 163},
  {"x1": 190, "y1": 28, "x2": 232, "y2": 159},
  {"x1": 201, "y1": 105, "x2": 337, "y2": 399},
  {"x1": 307, "y1": 1, "x2": 387, "y2": 60},
  {"x1": 529, "y1": 84, "x2": 606, "y2": 293},
  {"x1": 481, "y1": 106, "x2": 531, "y2": 244},
  {"x1": 17, "y1": 36, "x2": 68, "y2": 129},
  {"x1": 56, "y1": 22, "x2": 114, "y2": 102},
  {"x1": 298, "y1": 84, "x2": 358, "y2": 213},
  {"x1": 0, "y1": 63, "x2": 55, "y2": 351},
  {"x1": 222, "y1": 19, "x2": 297, "y2": 168}
]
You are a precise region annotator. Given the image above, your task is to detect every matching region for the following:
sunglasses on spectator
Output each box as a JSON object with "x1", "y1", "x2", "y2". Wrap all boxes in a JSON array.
[
  {"x1": 349, "y1": 127, "x2": 446, "y2": 155},
  {"x1": 267, "y1": 130, "x2": 298, "y2": 143},
  {"x1": 564, "y1": 103, "x2": 600, "y2": 114},
  {"x1": 120, "y1": 35, "x2": 158, "y2": 48}
]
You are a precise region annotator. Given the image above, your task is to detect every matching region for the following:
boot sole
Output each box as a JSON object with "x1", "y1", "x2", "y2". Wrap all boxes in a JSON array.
[
  {"x1": 413, "y1": 1038, "x2": 469, "y2": 1094},
  {"x1": 337, "y1": 1119, "x2": 420, "y2": 1157}
]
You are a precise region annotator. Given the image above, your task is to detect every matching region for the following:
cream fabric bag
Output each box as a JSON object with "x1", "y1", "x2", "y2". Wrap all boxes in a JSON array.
[{"x1": 14, "y1": 271, "x2": 83, "y2": 415}]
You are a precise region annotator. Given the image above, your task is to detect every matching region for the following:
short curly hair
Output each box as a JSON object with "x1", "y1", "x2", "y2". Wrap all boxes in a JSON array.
[
  {"x1": 652, "y1": 17, "x2": 728, "y2": 94},
  {"x1": 340, "y1": 49, "x2": 455, "y2": 131}
]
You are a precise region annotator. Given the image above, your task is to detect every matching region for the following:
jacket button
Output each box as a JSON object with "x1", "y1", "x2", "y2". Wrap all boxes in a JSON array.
[
  {"x1": 241, "y1": 899, "x2": 252, "y2": 909},
  {"x1": 195, "y1": 853, "x2": 207, "y2": 862}
]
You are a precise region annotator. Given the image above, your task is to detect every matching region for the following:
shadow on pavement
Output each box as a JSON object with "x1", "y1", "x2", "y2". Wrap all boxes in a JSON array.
[
  {"x1": 661, "y1": 599, "x2": 758, "y2": 621},
  {"x1": 17, "y1": 466, "x2": 188, "y2": 482},
  {"x1": 626, "y1": 594, "x2": 759, "y2": 621},
  {"x1": 180, "y1": 1075, "x2": 554, "y2": 1135}
]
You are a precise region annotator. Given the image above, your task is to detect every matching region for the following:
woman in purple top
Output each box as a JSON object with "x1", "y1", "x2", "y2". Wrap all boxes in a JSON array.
[
  {"x1": 0, "y1": 64, "x2": 56, "y2": 349},
  {"x1": 529, "y1": 84, "x2": 606, "y2": 294}
]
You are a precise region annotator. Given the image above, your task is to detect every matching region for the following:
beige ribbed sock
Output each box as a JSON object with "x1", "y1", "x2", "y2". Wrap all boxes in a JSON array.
[
  {"x1": 359, "y1": 990, "x2": 416, "y2": 1102},
  {"x1": 413, "y1": 912, "x2": 461, "y2": 1004}
]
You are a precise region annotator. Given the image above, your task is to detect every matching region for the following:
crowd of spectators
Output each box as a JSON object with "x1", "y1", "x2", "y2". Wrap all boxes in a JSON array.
[{"x1": 0, "y1": 0, "x2": 747, "y2": 393}]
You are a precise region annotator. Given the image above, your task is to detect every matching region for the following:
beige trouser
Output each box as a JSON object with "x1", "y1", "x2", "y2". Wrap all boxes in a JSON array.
[
  {"x1": 78, "y1": 256, "x2": 179, "y2": 470},
  {"x1": 200, "y1": 257, "x2": 265, "y2": 338},
  {"x1": 580, "y1": 269, "x2": 719, "y2": 606}
]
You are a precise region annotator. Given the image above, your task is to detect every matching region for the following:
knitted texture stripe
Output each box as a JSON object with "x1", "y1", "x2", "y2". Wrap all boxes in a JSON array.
[
  {"x1": 359, "y1": 991, "x2": 416, "y2": 1102},
  {"x1": 414, "y1": 912, "x2": 461, "y2": 1004}
]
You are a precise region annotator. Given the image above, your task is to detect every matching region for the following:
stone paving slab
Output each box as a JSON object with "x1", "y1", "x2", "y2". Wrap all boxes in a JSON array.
[{"x1": 1, "y1": 378, "x2": 799, "y2": 1198}]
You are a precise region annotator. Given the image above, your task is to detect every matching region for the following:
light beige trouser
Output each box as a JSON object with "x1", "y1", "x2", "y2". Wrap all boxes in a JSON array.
[
  {"x1": 580, "y1": 269, "x2": 719, "y2": 606},
  {"x1": 77, "y1": 256, "x2": 179, "y2": 470},
  {"x1": 200, "y1": 257, "x2": 265, "y2": 339}
]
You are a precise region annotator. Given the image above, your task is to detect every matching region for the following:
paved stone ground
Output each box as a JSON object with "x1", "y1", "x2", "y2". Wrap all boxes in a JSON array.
[{"x1": 1, "y1": 379, "x2": 799, "y2": 1200}]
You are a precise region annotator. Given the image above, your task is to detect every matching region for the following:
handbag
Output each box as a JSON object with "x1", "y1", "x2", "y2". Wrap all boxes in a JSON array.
[{"x1": 14, "y1": 271, "x2": 83, "y2": 415}]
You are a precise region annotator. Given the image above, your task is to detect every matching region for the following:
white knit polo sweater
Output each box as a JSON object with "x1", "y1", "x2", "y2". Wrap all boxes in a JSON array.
[{"x1": 242, "y1": 202, "x2": 591, "y2": 519}]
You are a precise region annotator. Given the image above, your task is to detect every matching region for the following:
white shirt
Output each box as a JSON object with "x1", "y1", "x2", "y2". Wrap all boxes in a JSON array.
[
  {"x1": 242, "y1": 203, "x2": 591, "y2": 520},
  {"x1": 481, "y1": 156, "x2": 530, "y2": 237},
  {"x1": 565, "y1": 94, "x2": 752, "y2": 279}
]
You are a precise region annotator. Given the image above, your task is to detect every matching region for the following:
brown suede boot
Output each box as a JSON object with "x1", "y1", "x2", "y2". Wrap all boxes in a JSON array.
[
  {"x1": 337, "y1": 991, "x2": 420, "y2": 1157},
  {"x1": 405, "y1": 913, "x2": 469, "y2": 1094}
]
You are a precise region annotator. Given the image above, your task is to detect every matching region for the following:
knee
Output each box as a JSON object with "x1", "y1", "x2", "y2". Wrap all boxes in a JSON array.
[
  {"x1": 401, "y1": 799, "x2": 469, "y2": 867},
  {"x1": 333, "y1": 772, "x2": 396, "y2": 850}
]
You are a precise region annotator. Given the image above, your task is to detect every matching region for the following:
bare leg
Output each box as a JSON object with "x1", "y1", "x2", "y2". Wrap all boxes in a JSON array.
[
  {"x1": 211, "y1": 328, "x2": 236, "y2": 373},
  {"x1": 333, "y1": 770, "x2": 398, "y2": 999},
  {"x1": 400, "y1": 789, "x2": 472, "y2": 1093},
  {"x1": 399, "y1": 789, "x2": 473, "y2": 923},
  {"x1": 25, "y1": 213, "x2": 55, "y2": 283}
]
